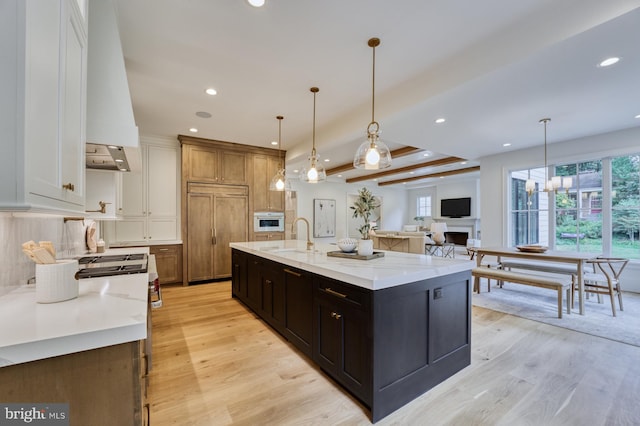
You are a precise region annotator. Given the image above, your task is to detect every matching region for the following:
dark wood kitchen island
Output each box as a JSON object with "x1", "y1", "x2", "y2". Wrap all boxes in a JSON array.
[{"x1": 230, "y1": 240, "x2": 473, "y2": 423}]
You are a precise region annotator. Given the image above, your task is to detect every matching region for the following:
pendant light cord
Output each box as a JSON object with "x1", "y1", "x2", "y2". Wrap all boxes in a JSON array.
[{"x1": 371, "y1": 43, "x2": 376, "y2": 124}]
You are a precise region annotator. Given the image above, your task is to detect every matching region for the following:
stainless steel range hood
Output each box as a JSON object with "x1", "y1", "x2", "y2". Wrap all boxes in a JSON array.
[{"x1": 86, "y1": 0, "x2": 140, "y2": 172}]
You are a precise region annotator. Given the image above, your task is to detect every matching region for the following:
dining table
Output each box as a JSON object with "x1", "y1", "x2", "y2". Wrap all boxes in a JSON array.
[{"x1": 474, "y1": 246, "x2": 600, "y2": 315}]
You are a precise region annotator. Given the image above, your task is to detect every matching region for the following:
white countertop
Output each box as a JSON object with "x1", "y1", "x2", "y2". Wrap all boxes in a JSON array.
[
  {"x1": 230, "y1": 240, "x2": 474, "y2": 290},
  {"x1": 0, "y1": 247, "x2": 150, "y2": 367}
]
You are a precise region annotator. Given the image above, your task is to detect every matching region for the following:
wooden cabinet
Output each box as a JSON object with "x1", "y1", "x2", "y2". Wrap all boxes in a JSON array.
[
  {"x1": 150, "y1": 244, "x2": 182, "y2": 285},
  {"x1": 187, "y1": 184, "x2": 248, "y2": 282},
  {"x1": 184, "y1": 144, "x2": 247, "y2": 185},
  {"x1": 315, "y1": 277, "x2": 372, "y2": 403},
  {"x1": 113, "y1": 141, "x2": 179, "y2": 243},
  {"x1": 0, "y1": 340, "x2": 148, "y2": 425},
  {"x1": 253, "y1": 232, "x2": 285, "y2": 241},
  {"x1": 251, "y1": 154, "x2": 285, "y2": 212},
  {"x1": 1, "y1": 0, "x2": 87, "y2": 213}
]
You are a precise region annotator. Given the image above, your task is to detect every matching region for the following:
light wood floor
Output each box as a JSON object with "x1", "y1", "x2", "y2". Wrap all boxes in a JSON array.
[{"x1": 148, "y1": 282, "x2": 640, "y2": 425}]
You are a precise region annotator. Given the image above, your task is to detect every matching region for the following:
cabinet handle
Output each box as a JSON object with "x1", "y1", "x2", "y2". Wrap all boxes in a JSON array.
[
  {"x1": 284, "y1": 268, "x2": 302, "y2": 277},
  {"x1": 324, "y1": 287, "x2": 347, "y2": 298},
  {"x1": 158, "y1": 248, "x2": 169, "y2": 252},
  {"x1": 62, "y1": 183, "x2": 75, "y2": 191},
  {"x1": 265, "y1": 279, "x2": 272, "y2": 285},
  {"x1": 144, "y1": 402, "x2": 150, "y2": 425},
  {"x1": 331, "y1": 311, "x2": 342, "y2": 320},
  {"x1": 148, "y1": 211, "x2": 152, "y2": 215}
]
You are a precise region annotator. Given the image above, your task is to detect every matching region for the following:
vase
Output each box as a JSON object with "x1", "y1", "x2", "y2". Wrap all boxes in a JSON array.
[{"x1": 358, "y1": 239, "x2": 374, "y2": 256}]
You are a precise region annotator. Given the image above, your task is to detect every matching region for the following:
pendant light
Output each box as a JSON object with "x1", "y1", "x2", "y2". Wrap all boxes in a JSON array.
[
  {"x1": 269, "y1": 115, "x2": 291, "y2": 191},
  {"x1": 353, "y1": 37, "x2": 392, "y2": 170},
  {"x1": 300, "y1": 87, "x2": 326, "y2": 183},
  {"x1": 525, "y1": 118, "x2": 572, "y2": 197}
]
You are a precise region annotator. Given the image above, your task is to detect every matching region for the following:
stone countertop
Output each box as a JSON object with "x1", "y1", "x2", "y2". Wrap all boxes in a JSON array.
[
  {"x1": 0, "y1": 247, "x2": 150, "y2": 367},
  {"x1": 230, "y1": 240, "x2": 474, "y2": 291}
]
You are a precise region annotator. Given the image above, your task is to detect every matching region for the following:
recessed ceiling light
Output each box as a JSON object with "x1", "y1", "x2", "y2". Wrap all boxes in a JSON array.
[
  {"x1": 635, "y1": 114, "x2": 640, "y2": 119},
  {"x1": 115, "y1": 159, "x2": 124, "y2": 163},
  {"x1": 271, "y1": 141, "x2": 278, "y2": 146},
  {"x1": 435, "y1": 118, "x2": 446, "y2": 124},
  {"x1": 324, "y1": 158, "x2": 330, "y2": 162},
  {"x1": 460, "y1": 161, "x2": 467, "y2": 165},
  {"x1": 423, "y1": 153, "x2": 430, "y2": 157},
  {"x1": 247, "y1": 0, "x2": 265, "y2": 7},
  {"x1": 205, "y1": 88, "x2": 217, "y2": 96},
  {"x1": 196, "y1": 111, "x2": 212, "y2": 118},
  {"x1": 189, "y1": 128, "x2": 198, "y2": 133},
  {"x1": 337, "y1": 174, "x2": 342, "y2": 177},
  {"x1": 598, "y1": 57, "x2": 620, "y2": 67},
  {"x1": 503, "y1": 143, "x2": 511, "y2": 147}
]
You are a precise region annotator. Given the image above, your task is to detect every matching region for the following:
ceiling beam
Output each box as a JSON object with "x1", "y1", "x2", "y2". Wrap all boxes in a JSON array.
[
  {"x1": 377, "y1": 166, "x2": 481, "y2": 186},
  {"x1": 325, "y1": 146, "x2": 423, "y2": 175},
  {"x1": 345, "y1": 156, "x2": 467, "y2": 183}
]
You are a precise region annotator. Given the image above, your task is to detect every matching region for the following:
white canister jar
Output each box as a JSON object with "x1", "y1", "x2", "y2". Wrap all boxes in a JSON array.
[
  {"x1": 357, "y1": 239, "x2": 374, "y2": 256},
  {"x1": 35, "y1": 259, "x2": 79, "y2": 303}
]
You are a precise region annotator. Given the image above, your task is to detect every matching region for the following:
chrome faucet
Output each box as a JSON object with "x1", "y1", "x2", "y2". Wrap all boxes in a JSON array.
[{"x1": 292, "y1": 217, "x2": 314, "y2": 251}]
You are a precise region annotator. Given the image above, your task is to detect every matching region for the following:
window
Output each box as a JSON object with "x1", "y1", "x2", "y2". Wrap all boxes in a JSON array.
[
  {"x1": 611, "y1": 155, "x2": 640, "y2": 258},
  {"x1": 509, "y1": 154, "x2": 640, "y2": 259},
  {"x1": 416, "y1": 196, "x2": 432, "y2": 218}
]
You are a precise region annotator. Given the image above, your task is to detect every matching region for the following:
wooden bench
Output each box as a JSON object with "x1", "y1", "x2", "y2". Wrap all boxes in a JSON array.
[
  {"x1": 500, "y1": 259, "x2": 578, "y2": 275},
  {"x1": 472, "y1": 267, "x2": 572, "y2": 318}
]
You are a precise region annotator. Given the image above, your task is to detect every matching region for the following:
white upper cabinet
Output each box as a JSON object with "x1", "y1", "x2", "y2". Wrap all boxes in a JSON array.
[
  {"x1": 0, "y1": 0, "x2": 87, "y2": 213},
  {"x1": 111, "y1": 140, "x2": 180, "y2": 244}
]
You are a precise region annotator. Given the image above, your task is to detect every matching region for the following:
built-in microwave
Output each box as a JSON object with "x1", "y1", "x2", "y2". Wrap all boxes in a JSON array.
[{"x1": 254, "y1": 212, "x2": 285, "y2": 232}]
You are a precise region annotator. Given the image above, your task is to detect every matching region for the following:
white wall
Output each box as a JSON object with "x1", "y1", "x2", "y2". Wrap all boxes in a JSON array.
[
  {"x1": 289, "y1": 179, "x2": 407, "y2": 241},
  {"x1": 479, "y1": 126, "x2": 640, "y2": 292}
]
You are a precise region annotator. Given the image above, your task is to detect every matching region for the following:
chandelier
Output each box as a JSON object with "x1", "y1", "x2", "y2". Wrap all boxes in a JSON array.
[{"x1": 526, "y1": 118, "x2": 571, "y2": 196}]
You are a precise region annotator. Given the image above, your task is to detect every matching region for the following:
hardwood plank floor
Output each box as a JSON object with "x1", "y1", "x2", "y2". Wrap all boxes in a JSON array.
[{"x1": 148, "y1": 282, "x2": 640, "y2": 425}]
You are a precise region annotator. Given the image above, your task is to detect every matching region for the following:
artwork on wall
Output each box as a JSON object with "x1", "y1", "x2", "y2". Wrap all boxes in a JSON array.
[{"x1": 313, "y1": 199, "x2": 336, "y2": 238}]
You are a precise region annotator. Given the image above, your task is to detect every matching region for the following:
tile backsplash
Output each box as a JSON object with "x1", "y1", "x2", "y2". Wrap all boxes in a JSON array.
[{"x1": 0, "y1": 214, "x2": 87, "y2": 295}]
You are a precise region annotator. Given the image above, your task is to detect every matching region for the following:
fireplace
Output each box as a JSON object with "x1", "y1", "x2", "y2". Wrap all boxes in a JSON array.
[{"x1": 445, "y1": 231, "x2": 468, "y2": 246}]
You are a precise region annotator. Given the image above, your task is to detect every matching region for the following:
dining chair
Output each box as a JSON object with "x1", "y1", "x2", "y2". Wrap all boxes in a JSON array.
[{"x1": 576, "y1": 257, "x2": 629, "y2": 316}]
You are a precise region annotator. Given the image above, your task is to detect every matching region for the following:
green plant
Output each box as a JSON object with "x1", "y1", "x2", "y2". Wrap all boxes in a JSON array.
[
  {"x1": 350, "y1": 187, "x2": 380, "y2": 240},
  {"x1": 413, "y1": 216, "x2": 425, "y2": 223}
]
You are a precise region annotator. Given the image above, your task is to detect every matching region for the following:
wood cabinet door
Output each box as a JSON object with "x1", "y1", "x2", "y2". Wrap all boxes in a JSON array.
[
  {"x1": 187, "y1": 146, "x2": 219, "y2": 183},
  {"x1": 212, "y1": 192, "x2": 248, "y2": 278},
  {"x1": 219, "y1": 151, "x2": 247, "y2": 185},
  {"x1": 150, "y1": 245, "x2": 182, "y2": 285},
  {"x1": 187, "y1": 192, "x2": 214, "y2": 282},
  {"x1": 252, "y1": 154, "x2": 284, "y2": 211}
]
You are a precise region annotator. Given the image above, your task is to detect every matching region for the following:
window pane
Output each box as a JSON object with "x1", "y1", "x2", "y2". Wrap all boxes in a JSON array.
[{"x1": 612, "y1": 155, "x2": 640, "y2": 259}]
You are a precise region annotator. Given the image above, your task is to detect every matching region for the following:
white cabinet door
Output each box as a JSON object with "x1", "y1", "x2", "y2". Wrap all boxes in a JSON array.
[
  {"x1": 112, "y1": 140, "x2": 179, "y2": 243},
  {"x1": 147, "y1": 145, "x2": 177, "y2": 218},
  {"x1": 14, "y1": 0, "x2": 87, "y2": 213},
  {"x1": 120, "y1": 168, "x2": 145, "y2": 216}
]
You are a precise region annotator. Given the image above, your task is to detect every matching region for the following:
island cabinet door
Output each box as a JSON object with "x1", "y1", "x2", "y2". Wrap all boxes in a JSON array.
[
  {"x1": 314, "y1": 279, "x2": 372, "y2": 405},
  {"x1": 282, "y1": 266, "x2": 313, "y2": 357},
  {"x1": 261, "y1": 261, "x2": 286, "y2": 332},
  {"x1": 246, "y1": 256, "x2": 265, "y2": 312},
  {"x1": 231, "y1": 249, "x2": 248, "y2": 299}
]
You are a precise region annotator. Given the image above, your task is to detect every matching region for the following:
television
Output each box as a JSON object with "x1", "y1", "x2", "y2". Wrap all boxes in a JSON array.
[{"x1": 440, "y1": 197, "x2": 471, "y2": 218}]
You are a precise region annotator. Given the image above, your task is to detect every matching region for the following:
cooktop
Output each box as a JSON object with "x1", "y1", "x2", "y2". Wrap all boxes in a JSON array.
[{"x1": 76, "y1": 253, "x2": 148, "y2": 278}]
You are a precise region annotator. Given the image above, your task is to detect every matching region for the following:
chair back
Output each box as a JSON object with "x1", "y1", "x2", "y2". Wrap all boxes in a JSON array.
[{"x1": 587, "y1": 258, "x2": 629, "y2": 282}]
